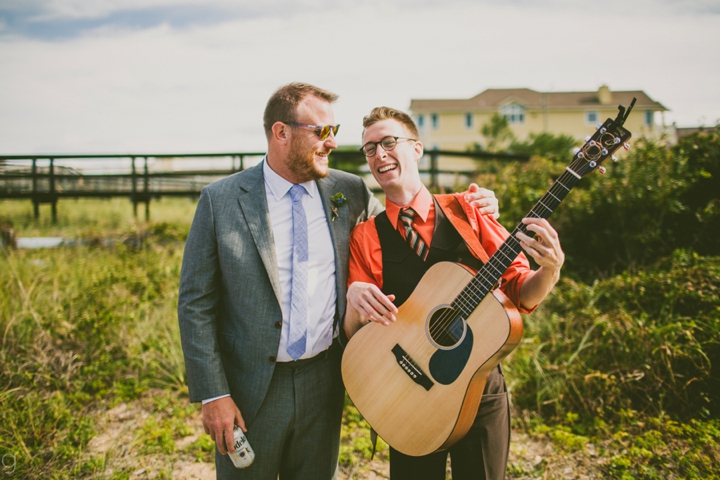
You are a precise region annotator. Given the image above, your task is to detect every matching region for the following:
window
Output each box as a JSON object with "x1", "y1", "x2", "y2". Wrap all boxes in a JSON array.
[
  {"x1": 501, "y1": 104, "x2": 525, "y2": 124},
  {"x1": 431, "y1": 114, "x2": 439, "y2": 130},
  {"x1": 645, "y1": 110, "x2": 654, "y2": 126},
  {"x1": 586, "y1": 111, "x2": 599, "y2": 125},
  {"x1": 465, "y1": 113, "x2": 473, "y2": 129},
  {"x1": 417, "y1": 115, "x2": 424, "y2": 128}
]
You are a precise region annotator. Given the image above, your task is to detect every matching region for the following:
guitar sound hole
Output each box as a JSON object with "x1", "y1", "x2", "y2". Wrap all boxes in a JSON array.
[{"x1": 427, "y1": 306, "x2": 466, "y2": 348}]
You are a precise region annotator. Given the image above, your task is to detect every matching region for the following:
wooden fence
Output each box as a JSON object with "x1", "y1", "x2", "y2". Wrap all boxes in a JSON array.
[{"x1": 0, "y1": 150, "x2": 528, "y2": 222}]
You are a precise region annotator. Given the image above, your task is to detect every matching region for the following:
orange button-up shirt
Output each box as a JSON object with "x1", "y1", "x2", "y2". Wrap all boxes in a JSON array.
[{"x1": 348, "y1": 187, "x2": 536, "y2": 313}]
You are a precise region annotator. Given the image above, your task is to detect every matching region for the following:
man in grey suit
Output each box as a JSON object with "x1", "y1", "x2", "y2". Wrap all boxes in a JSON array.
[{"x1": 178, "y1": 82, "x2": 498, "y2": 479}]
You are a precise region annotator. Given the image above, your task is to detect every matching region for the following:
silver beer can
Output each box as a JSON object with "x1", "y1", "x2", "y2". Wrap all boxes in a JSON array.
[{"x1": 229, "y1": 425, "x2": 255, "y2": 469}]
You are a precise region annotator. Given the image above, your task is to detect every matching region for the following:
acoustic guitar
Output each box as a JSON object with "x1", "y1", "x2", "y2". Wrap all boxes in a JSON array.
[{"x1": 341, "y1": 101, "x2": 635, "y2": 457}]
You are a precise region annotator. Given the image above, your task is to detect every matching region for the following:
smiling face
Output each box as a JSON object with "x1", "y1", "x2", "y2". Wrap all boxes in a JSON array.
[
  {"x1": 283, "y1": 95, "x2": 338, "y2": 182},
  {"x1": 362, "y1": 118, "x2": 424, "y2": 204}
]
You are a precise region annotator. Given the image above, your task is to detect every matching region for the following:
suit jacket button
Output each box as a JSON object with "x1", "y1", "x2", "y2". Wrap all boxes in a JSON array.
[
  {"x1": 274, "y1": 321, "x2": 282, "y2": 329},
  {"x1": 269, "y1": 355, "x2": 277, "y2": 363}
]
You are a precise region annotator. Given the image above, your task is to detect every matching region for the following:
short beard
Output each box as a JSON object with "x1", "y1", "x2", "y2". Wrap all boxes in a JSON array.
[{"x1": 287, "y1": 138, "x2": 330, "y2": 182}]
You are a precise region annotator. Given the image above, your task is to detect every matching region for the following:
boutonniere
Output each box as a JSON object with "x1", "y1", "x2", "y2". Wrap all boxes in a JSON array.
[{"x1": 330, "y1": 192, "x2": 348, "y2": 222}]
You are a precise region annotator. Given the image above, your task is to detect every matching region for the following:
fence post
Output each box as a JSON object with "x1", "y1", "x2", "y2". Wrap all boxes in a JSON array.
[
  {"x1": 32, "y1": 158, "x2": 39, "y2": 219},
  {"x1": 131, "y1": 156, "x2": 137, "y2": 218},
  {"x1": 430, "y1": 148, "x2": 439, "y2": 190},
  {"x1": 49, "y1": 158, "x2": 57, "y2": 223},
  {"x1": 144, "y1": 156, "x2": 150, "y2": 221}
]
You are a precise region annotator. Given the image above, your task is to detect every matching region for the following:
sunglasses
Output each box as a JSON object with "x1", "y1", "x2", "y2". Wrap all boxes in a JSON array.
[{"x1": 285, "y1": 122, "x2": 340, "y2": 141}]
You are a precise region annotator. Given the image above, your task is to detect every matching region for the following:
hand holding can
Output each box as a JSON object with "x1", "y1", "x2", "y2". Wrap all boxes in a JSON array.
[{"x1": 229, "y1": 425, "x2": 255, "y2": 469}]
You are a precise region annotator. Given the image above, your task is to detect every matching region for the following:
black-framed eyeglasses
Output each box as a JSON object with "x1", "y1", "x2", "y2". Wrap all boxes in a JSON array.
[
  {"x1": 285, "y1": 122, "x2": 340, "y2": 140},
  {"x1": 360, "y1": 136, "x2": 416, "y2": 157}
]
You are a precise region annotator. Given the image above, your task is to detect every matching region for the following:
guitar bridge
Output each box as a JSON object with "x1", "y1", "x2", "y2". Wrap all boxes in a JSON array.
[{"x1": 392, "y1": 344, "x2": 434, "y2": 391}]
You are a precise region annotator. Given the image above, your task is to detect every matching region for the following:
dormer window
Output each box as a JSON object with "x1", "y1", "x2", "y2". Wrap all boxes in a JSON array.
[{"x1": 501, "y1": 104, "x2": 525, "y2": 124}]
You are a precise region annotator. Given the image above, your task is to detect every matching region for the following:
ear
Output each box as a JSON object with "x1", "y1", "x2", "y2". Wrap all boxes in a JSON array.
[
  {"x1": 271, "y1": 121, "x2": 291, "y2": 145},
  {"x1": 414, "y1": 140, "x2": 424, "y2": 161}
]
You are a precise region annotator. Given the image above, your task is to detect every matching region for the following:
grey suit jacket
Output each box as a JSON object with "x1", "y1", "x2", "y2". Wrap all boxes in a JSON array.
[{"x1": 178, "y1": 160, "x2": 383, "y2": 425}]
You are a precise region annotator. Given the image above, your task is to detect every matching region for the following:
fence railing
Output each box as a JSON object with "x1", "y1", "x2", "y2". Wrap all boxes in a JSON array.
[{"x1": 0, "y1": 150, "x2": 528, "y2": 222}]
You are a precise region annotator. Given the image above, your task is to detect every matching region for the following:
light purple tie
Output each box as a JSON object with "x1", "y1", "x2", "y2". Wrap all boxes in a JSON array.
[{"x1": 287, "y1": 184, "x2": 308, "y2": 361}]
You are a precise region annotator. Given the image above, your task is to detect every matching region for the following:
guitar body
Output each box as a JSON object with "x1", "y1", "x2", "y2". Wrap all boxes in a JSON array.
[{"x1": 341, "y1": 261, "x2": 523, "y2": 457}]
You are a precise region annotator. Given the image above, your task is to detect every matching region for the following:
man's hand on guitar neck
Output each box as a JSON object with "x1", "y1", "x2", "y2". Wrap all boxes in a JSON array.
[
  {"x1": 516, "y1": 217, "x2": 565, "y2": 309},
  {"x1": 344, "y1": 282, "x2": 398, "y2": 339}
]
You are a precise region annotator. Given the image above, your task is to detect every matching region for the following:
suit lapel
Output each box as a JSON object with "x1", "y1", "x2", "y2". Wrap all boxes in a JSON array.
[
  {"x1": 316, "y1": 174, "x2": 344, "y2": 256},
  {"x1": 317, "y1": 173, "x2": 348, "y2": 328},
  {"x1": 237, "y1": 162, "x2": 282, "y2": 305}
]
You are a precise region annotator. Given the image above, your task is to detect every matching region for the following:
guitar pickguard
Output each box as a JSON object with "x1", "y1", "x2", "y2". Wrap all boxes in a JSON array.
[{"x1": 428, "y1": 327, "x2": 474, "y2": 385}]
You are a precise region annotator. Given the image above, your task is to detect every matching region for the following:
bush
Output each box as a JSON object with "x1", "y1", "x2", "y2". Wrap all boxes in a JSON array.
[
  {"x1": 508, "y1": 250, "x2": 720, "y2": 423},
  {"x1": 485, "y1": 127, "x2": 720, "y2": 282}
]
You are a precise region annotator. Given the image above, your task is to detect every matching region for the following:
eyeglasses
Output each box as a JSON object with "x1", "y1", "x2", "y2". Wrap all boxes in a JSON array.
[
  {"x1": 285, "y1": 122, "x2": 340, "y2": 140},
  {"x1": 360, "y1": 136, "x2": 416, "y2": 157}
]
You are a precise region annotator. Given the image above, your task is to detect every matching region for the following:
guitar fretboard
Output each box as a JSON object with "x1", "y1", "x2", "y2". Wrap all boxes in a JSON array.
[{"x1": 451, "y1": 168, "x2": 581, "y2": 317}]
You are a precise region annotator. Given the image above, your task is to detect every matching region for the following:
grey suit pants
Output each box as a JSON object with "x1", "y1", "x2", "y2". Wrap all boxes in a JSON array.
[{"x1": 216, "y1": 341, "x2": 345, "y2": 480}]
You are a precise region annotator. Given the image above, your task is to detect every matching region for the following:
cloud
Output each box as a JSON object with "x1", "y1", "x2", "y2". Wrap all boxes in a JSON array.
[
  {"x1": 0, "y1": 1, "x2": 718, "y2": 154},
  {"x1": 3, "y1": 0, "x2": 719, "y2": 40}
]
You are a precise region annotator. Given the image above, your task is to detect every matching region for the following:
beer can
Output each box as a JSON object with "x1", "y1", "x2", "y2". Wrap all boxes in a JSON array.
[{"x1": 229, "y1": 425, "x2": 255, "y2": 469}]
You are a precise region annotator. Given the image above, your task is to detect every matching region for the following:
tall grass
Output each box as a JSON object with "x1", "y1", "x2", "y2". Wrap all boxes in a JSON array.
[
  {"x1": 1, "y1": 199, "x2": 191, "y2": 478},
  {"x1": 0, "y1": 197, "x2": 197, "y2": 238}
]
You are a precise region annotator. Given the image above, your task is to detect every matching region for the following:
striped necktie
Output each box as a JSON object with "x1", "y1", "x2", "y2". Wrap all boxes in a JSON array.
[{"x1": 399, "y1": 207, "x2": 428, "y2": 261}]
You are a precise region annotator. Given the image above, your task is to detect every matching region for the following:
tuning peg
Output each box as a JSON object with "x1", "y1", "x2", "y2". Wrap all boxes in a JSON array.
[
  {"x1": 585, "y1": 136, "x2": 591, "y2": 142},
  {"x1": 572, "y1": 148, "x2": 581, "y2": 155},
  {"x1": 612, "y1": 155, "x2": 618, "y2": 162},
  {"x1": 598, "y1": 166, "x2": 606, "y2": 174},
  {"x1": 596, "y1": 124, "x2": 603, "y2": 129},
  {"x1": 623, "y1": 142, "x2": 631, "y2": 151}
]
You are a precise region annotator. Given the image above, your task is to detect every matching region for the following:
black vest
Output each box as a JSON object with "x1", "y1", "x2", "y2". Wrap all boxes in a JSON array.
[{"x1": 376, "y1": 197, "x2": 483, "y2": 307}]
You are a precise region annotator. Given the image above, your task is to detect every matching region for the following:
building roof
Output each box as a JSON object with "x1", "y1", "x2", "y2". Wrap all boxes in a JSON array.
[{"x1": 410, "y1": 86, "x2": 668, "y2": 112}]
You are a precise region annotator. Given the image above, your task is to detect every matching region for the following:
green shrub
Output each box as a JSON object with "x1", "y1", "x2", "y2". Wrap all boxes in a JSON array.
[
  {"x1": 509, "y1": 250, "x2": 720, "y2": 423},
  {"x1": 0, "y1": 233, "x2": 186, "y2": 478},
  {"x1": 484, "y1": 127, "x2": 720, "y2": 282}
]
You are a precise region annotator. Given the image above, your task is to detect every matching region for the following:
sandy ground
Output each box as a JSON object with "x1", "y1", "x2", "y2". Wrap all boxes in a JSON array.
[{"x1": 87, "y1": 392, "x2": 605, "y2": 479}]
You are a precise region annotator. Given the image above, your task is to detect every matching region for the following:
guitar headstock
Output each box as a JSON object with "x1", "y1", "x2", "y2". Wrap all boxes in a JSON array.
[{"x1": 568, "y1": 99, "x2": 635, "y2": 178}]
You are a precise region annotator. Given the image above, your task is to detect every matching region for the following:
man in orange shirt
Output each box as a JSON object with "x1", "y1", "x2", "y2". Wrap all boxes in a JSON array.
[{"x1": 344, "y1": 107, "x2": 565, "y2": 480}]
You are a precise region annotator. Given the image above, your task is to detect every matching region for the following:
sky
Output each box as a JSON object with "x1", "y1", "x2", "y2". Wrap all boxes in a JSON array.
[{"x1": 1, "y1": 0, "x2": 719, "y2": 155}]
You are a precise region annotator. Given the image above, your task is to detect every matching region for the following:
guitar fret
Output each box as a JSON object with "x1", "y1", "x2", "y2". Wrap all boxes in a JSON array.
[
  {"x1": 451, "y1": 144, "x2": 603, "y2": 316},
  {"x1": 546, "y1": 190, "x2": 561, "y2": 203},
  {"x1": 555, "y1": 179, "x2": 571, "y2": 192},
  {"x1": 566, "y1": 166, "x2": 581, "y2": 179}
]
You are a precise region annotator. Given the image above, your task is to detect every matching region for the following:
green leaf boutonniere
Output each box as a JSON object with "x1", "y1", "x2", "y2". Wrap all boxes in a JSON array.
[{"x1": 330, "y1": 192, "x2": 348, "y2": 222}]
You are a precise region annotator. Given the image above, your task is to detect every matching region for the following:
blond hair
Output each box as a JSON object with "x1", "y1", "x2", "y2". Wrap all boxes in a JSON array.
[{"x1": 362, "y1": 106, "x2": 419, "y2": 139}]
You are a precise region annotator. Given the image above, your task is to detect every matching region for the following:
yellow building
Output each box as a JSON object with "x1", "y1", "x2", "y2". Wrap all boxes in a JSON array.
[{"x1": 409, "y1": 85, "x2": 670, "y2": 151}]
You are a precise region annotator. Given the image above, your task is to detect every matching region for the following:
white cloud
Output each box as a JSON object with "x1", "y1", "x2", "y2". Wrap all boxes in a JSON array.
[{"x1": 0, "y1": 1, "x2": 718, "y2": 154}]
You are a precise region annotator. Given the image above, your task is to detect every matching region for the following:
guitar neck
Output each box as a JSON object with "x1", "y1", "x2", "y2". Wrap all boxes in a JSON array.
[
  {"x1": 451, "y1": 168, "x2": 579, "y2": 318},
  {"x1": 450, "y1": 108, "x2": 634, "y2": 318}
]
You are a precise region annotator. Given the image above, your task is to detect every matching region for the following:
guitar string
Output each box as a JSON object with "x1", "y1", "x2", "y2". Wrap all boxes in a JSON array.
[
  {"x1": 427, "y1": 170, "x2": 579, "y2": 340},
  {"x1": 428, "y1": 169, "x2": 577, "y2": 339},
  {"x1": 431, "y1": 142, "x2": 612, "y2": 336},
  {"x1": 427, "y1": 132, "x2": 624, "y2": 342}
]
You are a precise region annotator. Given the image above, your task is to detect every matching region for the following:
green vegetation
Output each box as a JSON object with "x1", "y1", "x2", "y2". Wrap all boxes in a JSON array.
[
  {"x1": 0, "y1": 200, "x2": 191, "y2": 478},
  {"x1": 1, "y1": 128, "x2": 719, "y2": 478},
  {"x1": 490, "y1": 126, "x2": 720, "y2": 478}
]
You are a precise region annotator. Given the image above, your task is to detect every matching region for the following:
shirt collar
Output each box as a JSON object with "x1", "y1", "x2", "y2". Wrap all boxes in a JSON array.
[
  {"x1": 263, "y1": 156, "x2": 318, "y2": 201},
  {"x1": 385, "y1": 186, "x2": 432, "y2": 230}
]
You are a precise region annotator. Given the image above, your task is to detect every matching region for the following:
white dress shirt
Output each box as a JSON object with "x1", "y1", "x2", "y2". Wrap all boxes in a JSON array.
[{"x1": 263, "y1": 159, "x2": 337, "y2": 362}]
